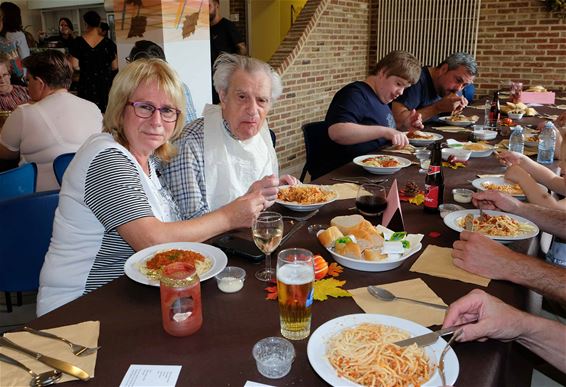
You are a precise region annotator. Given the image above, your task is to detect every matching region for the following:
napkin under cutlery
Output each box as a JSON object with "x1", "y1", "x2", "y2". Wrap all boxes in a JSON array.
[
  {"x1": 349, "y1": 278, "x2": 447, "y2": 327},
  {"x1": 496, "y1": 140, "x2": 538, "y2": 156},
  {"x1": 432, "y1": 126, "x2": 472, "y2": 133},
  {"x1": 0, "y1": 321, "x2": 99, "y2": 386},
  {"x1": 330, "y1": 183, "x2": 362, "y2": 200},
  {"x1": 410, "y1": 245, "x2": 490, "y2": 287}
]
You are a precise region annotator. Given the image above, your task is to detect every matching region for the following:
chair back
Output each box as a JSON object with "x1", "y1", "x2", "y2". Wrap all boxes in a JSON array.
[
  {"x1": 53, "y1": 153, "x2": 75, "y2": 186},
  {"x1": 0, "y1": 190, "x2": 59, "y2": 293},
  {"x1": 299, "y1": 121, "x2": 345, "y2": 181},
  {"x1": 0, "y1": 163, "x2": 37, "y2": 200}
]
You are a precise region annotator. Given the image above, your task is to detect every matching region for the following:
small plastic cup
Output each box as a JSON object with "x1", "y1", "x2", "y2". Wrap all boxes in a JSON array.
[
  {"x1": 452, "y1": 188, "x2": 474, "y2": 204},
  {"x1": 252, "y1": 337, "x2": 295, "y2": 379},
  {"x1": 215, "y1": 266, "x2": 246, "y2": 293},
  {"x1": 439, "y1": 203, "x2": 465, "y2": 219}
]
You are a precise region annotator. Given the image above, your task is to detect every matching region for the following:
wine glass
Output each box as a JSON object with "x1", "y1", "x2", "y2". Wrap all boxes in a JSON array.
[
  {"x1": 252, "y1": 212, "x2": 284, "y2": 281},
  {"x1": 355, "y1": 183, "x2": 387, "y2": 217}
]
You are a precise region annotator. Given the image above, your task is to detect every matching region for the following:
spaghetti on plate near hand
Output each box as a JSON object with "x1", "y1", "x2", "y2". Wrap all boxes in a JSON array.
[
  {"x1": 407, "y1": 130, "x2": 434, "y2": 140},
  {"x1": 139, "y1": 249, "x2": 213, "y2": 280},
  {"x1": 326, "y1": 323, "x2": 432, "y2": 387},
  {"x1": 277, "y1": 185, "x2": 336, "y2": 204},
  {"x1": 362, "y1": 155, "x2": 400, "y2": 168},
  {"x1": 449, "y1": 114, "x2": 478, "y2": 122},
  {"x1": 480, "y1": 181, "x2": 524, "y2": 196},
  {"x1": 458, "y1": 213, "x2": 535, "y2": 237}
]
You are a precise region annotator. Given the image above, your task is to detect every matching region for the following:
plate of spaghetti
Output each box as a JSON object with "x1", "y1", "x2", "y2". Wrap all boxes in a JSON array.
[
  {"x1": 307, "y1": 314, "x2": 459, "y2": 386},
  {"x1": 438, "y1": 114, "x2": 478, "y2": 127},
  {"x1": 354, "y1": 155, "x2": 412, "y2": 175},
  {"x1": 124, "y1": 242, "x2": 228, "y2": 286},
  {"x1": 443, "y1": 209, "x2": 539, "y2": 241},
  {"x1": 276, "y1": 184, "x2": 337, "y2": 212},
  {"x1": 471, "y1": 177, "x2": 546, "y2": 199},
  {"x1": 407, "y1": 131, "x2": 443, "y2": 146}
]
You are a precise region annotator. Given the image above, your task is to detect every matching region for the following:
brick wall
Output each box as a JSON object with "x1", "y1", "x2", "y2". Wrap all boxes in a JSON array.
[
  {"x1": 265, "y1": 0, "x2": 566, "y2": 176},
  {"x1": 268, "y1": 0, "x2": 373, "y2": 175},
  {"x1": 230, "y1": 0, "x2": 247, "y2": 44}
]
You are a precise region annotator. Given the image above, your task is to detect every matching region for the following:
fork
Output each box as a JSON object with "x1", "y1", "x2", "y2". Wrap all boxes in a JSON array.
[
  {"x1": 439, "y1": 329, "x2": 462, "y2": 385},
  {"x1": 330, "y1": 177, "x2": 388, "y2": 184},
  {"x1": 23, "y1": 327, "x2": 101, "y2": 357},
  {"x1": 281, "y1": 209, "x2": 319, "y2": 222}
]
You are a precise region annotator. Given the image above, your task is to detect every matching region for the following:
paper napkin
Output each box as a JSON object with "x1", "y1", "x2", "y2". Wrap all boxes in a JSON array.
[
  {"x1": 410, "y1": 245, "x2": 490, "y2": 286},
  {"x1": 349, "y1": 278, "x2": 447, "y2": 327},
  {"x1": 432, "y1": 126, "x2": 472, "y2": 133},
  {"x1": 495, "y1": 140, "x2": 538, "y2": 156},
  {"x1": 332, "y1": 183, "x2": 361, "y2": 200},
  {"x1": 0, "y1": 321, "x2": 100, "y2": 386},
  {"x1": 381, "y1": 144, "x2": 416, "y2": 155}
]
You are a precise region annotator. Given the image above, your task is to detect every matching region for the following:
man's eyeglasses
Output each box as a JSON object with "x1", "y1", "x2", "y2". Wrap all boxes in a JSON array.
[{"x1": 128, "y1": 101, "x2": 180, "y2": 123}]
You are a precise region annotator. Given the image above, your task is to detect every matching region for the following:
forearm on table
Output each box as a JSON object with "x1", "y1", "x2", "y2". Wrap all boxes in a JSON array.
[
  {"x1": 328, "y1": 122, "x2": 389, "y2": 145},
  {"x1": 514, "y1": 203, "x2": 566, "y2": 238},
  {"x1": 516, "y1": 312, "x2": 566, "y2": 373},
  {"x1": 506, "y1": 254, "x2": 566, "y2": 302}
]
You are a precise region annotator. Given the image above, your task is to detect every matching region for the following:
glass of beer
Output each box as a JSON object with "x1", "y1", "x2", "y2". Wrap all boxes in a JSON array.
[{"x1": 276, "y1": 248, "x2": 315, "y2": 340}]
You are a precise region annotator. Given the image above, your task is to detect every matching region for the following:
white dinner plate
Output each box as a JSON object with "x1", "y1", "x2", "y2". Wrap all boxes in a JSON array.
[
  {"x1": 471, "y1": 177, "x2": 546, "y2": 199},
  {"x1": 438, "y1": 116, "x2": 477, "y2": 127},
  {"x1": 353, "y1": 155, "x2": 412, "y2": 175},
  {"x1": 408, "y1": 132, "x2": 443, "y2": 146},
  {"x1": 275, "y1": 184, "x2": 337, "y2": 212},
  {"x1": 317, "y1": 230, "x2": 422, "y2": 272},
  {"x1": 124, "y1": 242, "x2": 228, "y2": 286},
  {"x1": 443, "y1": 209, "x2": 539, "y2": 241},
  {"x1": 446, "y1": 139, "x2": 495, "y2": 158},
  {"x1": 307, "y1": 314, "x2": 459, "y2": 386}
]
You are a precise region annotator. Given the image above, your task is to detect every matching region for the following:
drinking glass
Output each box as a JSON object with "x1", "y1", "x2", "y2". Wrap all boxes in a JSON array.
[
  {"x1": 415, "y1": 149, "x2": 431, "y2": 174},
  {"x1": 510, "y1": 82, "x2": 523, "y2": 103},
  {"x1": 276, "y1": 248, "x2": 314, "y2": 340},
  {"x1": 355, "y1": 183, "x2": 387, "y2": 216},
  {"x1": 484, "y1": 99, "x2": 491, "y2": 128},
  {"x1": 252, "y1": 212, "x2": 284, "y2": 281}
]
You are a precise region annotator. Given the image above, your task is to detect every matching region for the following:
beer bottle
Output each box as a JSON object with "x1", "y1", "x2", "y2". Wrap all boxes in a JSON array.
[
  {"x1": 488, "y1": 91, "x2": 500, "y2": 128},
  {"x1": 424, "y1": 141, "x2": 444, "y2": 213}
]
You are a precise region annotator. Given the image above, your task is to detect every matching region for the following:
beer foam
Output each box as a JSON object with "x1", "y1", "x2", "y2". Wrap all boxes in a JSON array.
[{"x1": 277, "y1": 263, "x2": 314, "y2": 285}]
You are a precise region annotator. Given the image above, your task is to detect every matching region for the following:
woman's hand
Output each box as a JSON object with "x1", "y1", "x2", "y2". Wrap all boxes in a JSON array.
[{"x1": 497, "y1": 150, "x2": 524, "y2": 167}]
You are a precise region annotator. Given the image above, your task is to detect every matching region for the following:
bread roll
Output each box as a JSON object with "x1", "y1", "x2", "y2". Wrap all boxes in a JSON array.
[
  {"x1": 334, "y1": 238, "x2": 361, "y2": 260},
  {"x1": 331, "y1": 214, "x2": 384, "y2": 250},
  {"x1": 317, "y1": 226, "x2": 343, "y2": 248},
  {"x1": 363, "y1": 248, "x2": 387, "y2": 261}
]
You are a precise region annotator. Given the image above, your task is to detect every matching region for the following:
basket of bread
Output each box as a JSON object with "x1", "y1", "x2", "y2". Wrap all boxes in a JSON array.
[
  {"x1": 316, "y1": 214, "x2": 423, "y2": 272},
  {"x1": 501, "y1": 102, "x2": 538, "y2": 117}
]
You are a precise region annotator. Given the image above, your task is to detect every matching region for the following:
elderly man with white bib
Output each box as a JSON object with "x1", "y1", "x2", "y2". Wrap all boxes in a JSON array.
[{"x1": 162, "y1": 53, "x2": 297, "y2": 219}]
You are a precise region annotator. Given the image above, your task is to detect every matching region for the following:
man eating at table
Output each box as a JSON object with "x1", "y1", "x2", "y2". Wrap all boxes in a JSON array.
[
  {"x1": 162, "y1": 53, "x2": 298, "y2": 219},
  {"x1": 392, "y1": 52, "x2": 477, "y2": 129},
  {"x1": 324, "y1": 50, "x2": 422, "y2": 166}
]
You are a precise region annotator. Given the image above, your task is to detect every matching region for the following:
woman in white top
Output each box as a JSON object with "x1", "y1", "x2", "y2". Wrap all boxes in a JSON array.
[
  {"x1": 0, "y1": 50, "x2": 102, "y2": 191},
  {"x1": 37, "y1": 59, "x2": 266, "y2": 316}
]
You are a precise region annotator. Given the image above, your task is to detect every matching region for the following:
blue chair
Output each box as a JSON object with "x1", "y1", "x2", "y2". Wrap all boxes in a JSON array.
[
  {"x1": 299, "y1": 121, "x2": 345, "y2": 181},
  {"x1": 53, "y1": 153, "x2": 75, "y2": 186},
  {"x1": 0, "y1": 190, "x2": 59, "y2": 312},
  {"x1": 0, "y1": 163, "x2": 37, "y2": 201}
]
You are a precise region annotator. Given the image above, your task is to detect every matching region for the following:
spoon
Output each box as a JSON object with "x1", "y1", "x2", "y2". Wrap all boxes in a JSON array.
[
  {"x1": 367, "y1": 285, "x2": 448, "y2": 310},
  {"x1": 0, "y1": 352, "x2": 62, "y2": 386}
]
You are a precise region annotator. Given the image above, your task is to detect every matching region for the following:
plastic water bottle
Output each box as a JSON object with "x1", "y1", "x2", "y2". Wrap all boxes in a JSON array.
[
  {"x1": 508, "y1": 125, "x2": 524, "y2": 154},
  {"x1": 537, "y1": 121, "x2": 557, "y2": 164}
]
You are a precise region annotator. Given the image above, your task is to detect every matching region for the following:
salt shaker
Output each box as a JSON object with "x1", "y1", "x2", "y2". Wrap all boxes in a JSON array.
[{"x1": 160, "y1": 262, "x2": 202, "y2": 336}]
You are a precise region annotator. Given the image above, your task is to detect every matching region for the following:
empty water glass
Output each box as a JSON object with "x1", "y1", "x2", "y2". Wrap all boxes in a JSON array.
[
  {"x1": 415, "y1": 149, "x2": 431, "y2": 173},
  {"x1": 484, "y1": 99, "x2": 491, "y2": 128}
]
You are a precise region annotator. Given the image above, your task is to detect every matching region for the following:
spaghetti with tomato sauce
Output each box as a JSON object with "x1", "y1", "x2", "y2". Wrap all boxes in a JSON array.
[{"x1": 140, "y1": 249, "x2": 213, "y2": 279}]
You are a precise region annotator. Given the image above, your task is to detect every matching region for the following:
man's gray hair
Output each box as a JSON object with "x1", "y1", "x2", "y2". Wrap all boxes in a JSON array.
[
  {"x1": 213, "y1": 53, "x2": 283, "y2": 102},
  {"x1": 438, "y1": 52, "x2": 478, "y2": 76}
]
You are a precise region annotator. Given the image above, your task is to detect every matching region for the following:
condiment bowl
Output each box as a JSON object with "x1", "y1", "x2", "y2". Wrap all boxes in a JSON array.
[
  {"x1": 438, "y1": 204, "x2": 465, "y2": 218},
  {"x1": 452, "y1": 188, "x2": 474, "y2": 204},
  {"x1": 441, "y1": 148, "x2": 472, "y2": 162},
  {"x1": 215, "y1": 266, "x2": 246, "y2": 293},
  {"x1": 508, "y1": 112, "x2": 524, "y2": 120},
  {"x1": 253, "y1": 337, "x2": 295, "y2": 379}
]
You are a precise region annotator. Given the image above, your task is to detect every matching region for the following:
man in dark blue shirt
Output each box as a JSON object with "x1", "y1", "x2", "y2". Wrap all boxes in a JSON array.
[
  {"x1": 325, "y1": 50, "x2": 422, "y2": 164},
  {"x1": 392, "y1": 52, "x2": 477, "y2": 129}
]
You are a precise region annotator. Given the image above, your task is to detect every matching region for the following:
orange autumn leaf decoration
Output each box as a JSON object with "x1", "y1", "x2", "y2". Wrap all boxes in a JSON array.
[
  {"x1": 265, "y1": 285, "x2": 278, "y2": 300},
  {"x1": 409, "y1": 193, "x2": 425, "y2": 206},
  {"x1": 327, "y1": 262, "x2": 343, "y2": 277}
]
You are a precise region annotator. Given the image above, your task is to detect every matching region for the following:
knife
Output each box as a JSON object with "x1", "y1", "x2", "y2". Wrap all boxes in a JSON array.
[
  {"x1": 280, "y1": 221, "x2": 305, "y2": 246},
  {"x1": 0, "y1": 336, "x2": 91, "y2": 381},
  {"x1": 394, "y1": 322, "x2": 474, "y2": 348}
]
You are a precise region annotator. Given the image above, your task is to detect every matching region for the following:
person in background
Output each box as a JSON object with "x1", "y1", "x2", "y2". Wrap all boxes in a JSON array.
[
  {"x1": 209, "y1": 0, "x2": 246, "y2": 104},
  {"x1": 0, "y1": 2, "x2": 29, "y2": 60},
  {"x1": 162, "y1": 53, "x2": 297, "y2": 219},
  {"x1": 392, "y1": 52, "x2": 477, "y2": 129},
  {"x1": 127, "y1": 40, "x2": 197, "y2": 124},
  {"x1": 0, "y1": 6, "x2": 23, "y2": 84},
  {"x1": 0, "y1": 52, "x2": 29, "y2": 111},
  {"x1": 452, "y1": 190, "x2": 566, "y2": 302},
  {"x1": 443, "y1": 289, "x2": 566, "y2": 374},
  {"x1": 39, "y1": 17, "x2": 75, "y2": 51},
  {"x1": 70, "y1": 11, "x2": 117, "y2": 112},
  {"x1": 0, "y1": 50, "x2": 102, "y2": 191},
  {"x1": 37, "y1": 58, "x2": 265, "y2": 316},
  {"x1": 324, "y1": 50, "x2": 422, "y2": 168}
]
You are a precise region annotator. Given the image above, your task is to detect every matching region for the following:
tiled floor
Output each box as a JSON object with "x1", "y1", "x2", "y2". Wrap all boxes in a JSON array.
[{"x1": 1, "y1": 292, "x2": 564, "y2": 386}]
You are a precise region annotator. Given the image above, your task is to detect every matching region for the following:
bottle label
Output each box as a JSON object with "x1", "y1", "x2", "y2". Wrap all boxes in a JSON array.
[
  {"x1": 427, "y1": 165, "x2": 441, "y2": 175},
  {"x1": 424, "y1": 184, "x2": 439, "y2": 208}
]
